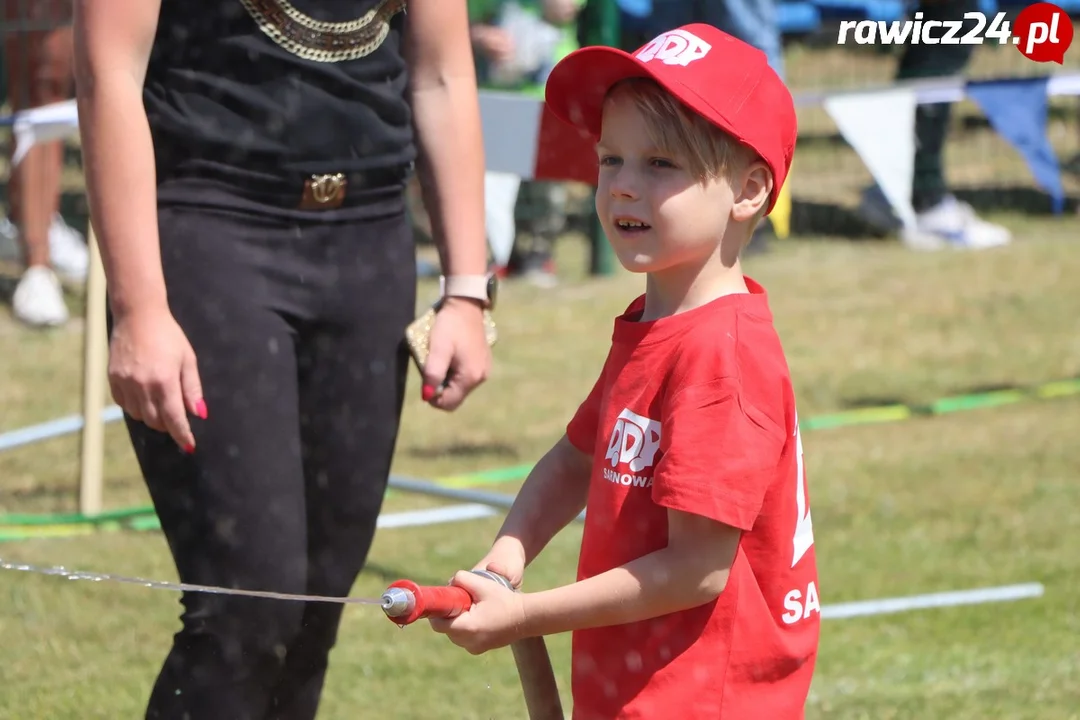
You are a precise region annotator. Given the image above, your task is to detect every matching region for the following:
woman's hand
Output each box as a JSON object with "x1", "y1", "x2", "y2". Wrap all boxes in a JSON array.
[
  {"x1": 421, "y1": 297, "x2": 491, "y2": 411},
  {"x1": 108, "y1": 307, "x2": 206, "y2": 452}
]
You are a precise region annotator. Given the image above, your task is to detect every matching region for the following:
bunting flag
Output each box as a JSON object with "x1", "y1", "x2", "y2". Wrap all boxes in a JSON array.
[
  {"x1": 966, "y1": 77, "x2": 1065, "y2": 215},
  {"x1": 478, "y1": 91, "x2": 546, "y2": 179},
  {"x1": 10, "y1": 99, "x2": 80, "y2": 167},
  {"x1": 823, "y1": 87, "x2": 918, "y2": 232},
  {"x1": 477, "y1": 91, "x2": 598, "y2": 184}
]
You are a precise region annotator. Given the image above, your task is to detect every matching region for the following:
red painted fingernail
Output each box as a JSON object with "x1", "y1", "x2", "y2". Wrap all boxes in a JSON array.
[
  {"x1": 183, "y1": 443, "x2": 195, "y2": 454},
  {"x1": 422, "y1": 385, "x2": 436, "y2": 402},
  {"x1": 194, "y1": 399, "x2": 208, "y2": 420}
]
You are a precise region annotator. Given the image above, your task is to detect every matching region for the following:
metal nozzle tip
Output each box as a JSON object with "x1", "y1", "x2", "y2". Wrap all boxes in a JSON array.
[{"x1": 381, "y1": 587, "x2": 414, "y2": 617}]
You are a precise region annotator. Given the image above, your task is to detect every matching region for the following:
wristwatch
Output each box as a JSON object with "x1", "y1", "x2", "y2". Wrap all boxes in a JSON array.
[{"x1": 440, "y1": 274, "x2": 498, "y2": 310}]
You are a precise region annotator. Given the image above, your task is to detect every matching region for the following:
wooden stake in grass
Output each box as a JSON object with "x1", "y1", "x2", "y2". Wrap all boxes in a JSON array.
[{"x1": 79, "y1": 224, "x2": 107, "y2": 517}]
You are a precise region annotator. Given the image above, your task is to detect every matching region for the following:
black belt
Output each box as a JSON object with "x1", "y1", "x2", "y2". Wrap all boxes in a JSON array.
[
  {"x1": 156, "y1": 160, "x2": 414, "y2": 211},
  {"x1": 298, "y1": 165, "x2": 414, "y2": 210}
]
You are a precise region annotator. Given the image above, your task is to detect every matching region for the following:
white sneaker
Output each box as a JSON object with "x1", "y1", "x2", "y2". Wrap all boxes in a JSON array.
[
  {"x1": 859, "y1": 186, "x2": 1012, "y2": 250},
  {"x1": 49, "y1": 214, "x2": 89, "y2": 283},
  {"x1": 12, "y1": 266, "x2": 69, "y2": 327},
  {"x1": 0, "y1": 214, "x2": 89, "y2": 281},
  {"x1": 909, "y1": 195, "x2": 1012, "y2": 250}
]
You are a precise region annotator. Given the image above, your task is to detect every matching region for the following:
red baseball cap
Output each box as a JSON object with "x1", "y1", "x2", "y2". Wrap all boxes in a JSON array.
[{"x1": 545, "y1": 24, "x2": 796, "y2": 214}]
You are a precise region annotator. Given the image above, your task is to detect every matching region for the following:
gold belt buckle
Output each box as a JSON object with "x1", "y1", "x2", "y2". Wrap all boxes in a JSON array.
[{"x1": 302, "y1": 173, "x2": 347, "y2": 209}]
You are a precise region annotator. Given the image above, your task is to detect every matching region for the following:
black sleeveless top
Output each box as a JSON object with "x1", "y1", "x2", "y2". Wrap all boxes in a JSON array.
[{"x1": 143, "y1": 0, "x2": 415, "y2": 187}]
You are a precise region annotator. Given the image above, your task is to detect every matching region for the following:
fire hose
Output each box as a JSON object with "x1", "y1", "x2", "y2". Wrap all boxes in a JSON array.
[{"x1": 381, "y1": 570, "x2": 564, "y2": 720}]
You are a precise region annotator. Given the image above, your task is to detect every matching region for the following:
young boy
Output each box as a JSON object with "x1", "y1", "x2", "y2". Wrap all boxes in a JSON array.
[{"x1": 428, "y1": 23, "x2": 820, "y2": 719}]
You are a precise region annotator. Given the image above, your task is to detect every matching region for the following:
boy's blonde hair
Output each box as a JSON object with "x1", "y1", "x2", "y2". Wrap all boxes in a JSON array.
[{"x1": 606, "y1": 77, "x2": 771, "y2": 231}]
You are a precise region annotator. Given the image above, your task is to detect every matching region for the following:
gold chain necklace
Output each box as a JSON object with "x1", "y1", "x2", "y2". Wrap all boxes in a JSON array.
[{"x1": 236, "y1": 0, "x2": 407, "y2": 63}]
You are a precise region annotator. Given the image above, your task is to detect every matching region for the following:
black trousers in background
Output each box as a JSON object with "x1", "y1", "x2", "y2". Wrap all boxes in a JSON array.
[
  {"x1": 897, "y1": 0, "x2": 979, "y2": 210},
  {"x1": 115, "y1": 186, "x2": 417, "y2": 720}
]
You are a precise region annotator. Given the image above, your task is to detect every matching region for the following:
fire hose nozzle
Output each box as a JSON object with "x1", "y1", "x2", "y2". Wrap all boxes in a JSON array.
[{"x1": 381, "y1": 571, "x2": 514, "y2": 627}]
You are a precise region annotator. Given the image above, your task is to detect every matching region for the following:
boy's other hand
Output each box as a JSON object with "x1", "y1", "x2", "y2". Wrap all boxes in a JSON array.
[
  {"x1": 473, "y1": 536, "x2": 527, "y2": 589},
  {"x1": 428, "y1": 570, "x2": 527, "y2": 655}
]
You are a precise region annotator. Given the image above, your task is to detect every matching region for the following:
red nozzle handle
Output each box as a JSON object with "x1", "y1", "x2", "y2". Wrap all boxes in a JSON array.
[{"x1": 384, "y1": 579, "x2": 472, "y2": 626}]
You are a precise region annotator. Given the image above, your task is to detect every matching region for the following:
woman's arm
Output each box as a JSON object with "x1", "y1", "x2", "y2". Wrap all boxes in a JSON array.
[
  {"x1": 403, "y1": 0, "x2": 489, "y2": 281},
  {"x1": 402, "y1": 1, "x2": 493, "y2": 411},
  {"x1": 73, "y1": 0, "x2": 164, "y2": 318},
  {"x1": 74, "y1": 0, "x2": 205, "y2": 452}
]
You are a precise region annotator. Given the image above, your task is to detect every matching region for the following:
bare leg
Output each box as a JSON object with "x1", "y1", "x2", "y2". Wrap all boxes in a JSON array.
[{"x1": 3, "y1": 1, "x2": 75, "y2": 268}]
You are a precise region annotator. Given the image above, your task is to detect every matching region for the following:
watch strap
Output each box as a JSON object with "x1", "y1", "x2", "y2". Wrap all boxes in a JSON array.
[{"x1": 440, "y1": 274, "x2": 494, "y2": 308}]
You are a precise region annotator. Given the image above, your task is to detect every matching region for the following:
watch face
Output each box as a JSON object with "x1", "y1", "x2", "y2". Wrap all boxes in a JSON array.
[{"x1": 487, "y1": 273, "x2": 499, "y2": 309}]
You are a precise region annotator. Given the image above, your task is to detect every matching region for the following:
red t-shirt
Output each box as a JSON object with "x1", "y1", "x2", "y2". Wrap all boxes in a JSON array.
[{"x1": 565, "y1": 277, "x2": 820, "y2": 720}]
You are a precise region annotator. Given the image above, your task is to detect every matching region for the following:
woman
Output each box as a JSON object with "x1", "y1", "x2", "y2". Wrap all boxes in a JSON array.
[{"x1": 72, "y1": 1, "x2": 492, "y2": 718}]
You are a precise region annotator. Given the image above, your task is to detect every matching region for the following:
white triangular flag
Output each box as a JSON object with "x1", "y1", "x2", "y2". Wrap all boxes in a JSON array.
[
  {"x1": 478, "y1": 91, "x2": 543, "y2": 178},
  {"x1": 12, "y1": 99, "x2": 81, "y2": 167},
  {"x1": 824, "y1": 88, "x2": 917, "y2": 232}
]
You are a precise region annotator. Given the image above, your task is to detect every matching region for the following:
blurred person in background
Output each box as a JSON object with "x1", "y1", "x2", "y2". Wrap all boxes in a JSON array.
[
  {"x1": 1, "y1": 0, "x2": 89, "y2": 327},
  {"x1": 857, "y1": 0, "x2": 1012, "y2": 250},
  {"x1": 469, "y1": 0, "x2": 583, "y2": 286},
  {"x1": 73, "y1": 0, "x2": 492, "y2": 718}
]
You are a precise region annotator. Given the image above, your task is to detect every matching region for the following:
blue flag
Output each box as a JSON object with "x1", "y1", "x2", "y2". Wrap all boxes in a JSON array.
[{"x1": 966, "y1": 77, "x2": 1065, "y2": 215}]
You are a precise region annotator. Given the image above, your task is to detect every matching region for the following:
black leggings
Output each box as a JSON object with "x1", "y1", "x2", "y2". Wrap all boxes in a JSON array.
[{"x1": 117, "y1": 189, "x2": 417, "y2": 720}]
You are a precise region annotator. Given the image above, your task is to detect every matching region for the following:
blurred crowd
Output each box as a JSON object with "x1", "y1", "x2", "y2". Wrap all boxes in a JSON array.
[{"x1": 1, "y1": 0, "x2": 1017, "y2": 329}]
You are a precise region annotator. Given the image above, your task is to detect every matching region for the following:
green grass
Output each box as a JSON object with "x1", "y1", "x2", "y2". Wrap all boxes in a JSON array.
[{"x1": 2, "y1": 212, "x2": 1080, "y2": 718}]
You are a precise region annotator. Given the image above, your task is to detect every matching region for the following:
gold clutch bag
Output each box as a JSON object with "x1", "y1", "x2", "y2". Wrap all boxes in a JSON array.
[
  {"x1": 405, "y1": 274, "x2": 499, "y2": 380},
  {"x1": 405, "y1": 304, "x2": 498, "y2": 376}
]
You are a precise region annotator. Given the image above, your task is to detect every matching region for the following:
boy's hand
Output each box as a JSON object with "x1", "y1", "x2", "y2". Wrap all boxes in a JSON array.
[
  {"x1": 428, "y1": 570, "x2": 527, "y2": 655},
  {"x1": 472, "y1": 536, "x2": 527, "y2": 589}
]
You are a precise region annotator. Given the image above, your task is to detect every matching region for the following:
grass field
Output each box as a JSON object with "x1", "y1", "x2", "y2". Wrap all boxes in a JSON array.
[{"x1": 2, "y1": 208, "x2": 1080, "y2": 718}]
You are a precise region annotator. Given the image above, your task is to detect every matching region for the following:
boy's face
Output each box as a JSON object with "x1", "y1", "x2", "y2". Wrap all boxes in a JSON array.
[{"x1": 594, "y1": 94, "x2": 736, "y2": 276}]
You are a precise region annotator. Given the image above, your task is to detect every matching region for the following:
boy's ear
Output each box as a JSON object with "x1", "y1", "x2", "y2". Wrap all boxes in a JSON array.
[{"x1": 731, "y1": 161, "x2": 773, "y2": 223}]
